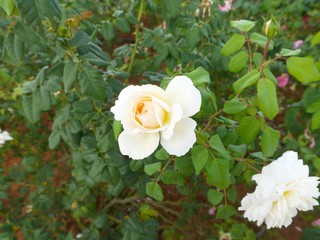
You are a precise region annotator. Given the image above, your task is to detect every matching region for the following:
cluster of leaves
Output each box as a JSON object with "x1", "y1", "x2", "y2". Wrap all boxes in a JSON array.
[{"x1": 0, "y1": 0, "x2": 320, "y2": 239}]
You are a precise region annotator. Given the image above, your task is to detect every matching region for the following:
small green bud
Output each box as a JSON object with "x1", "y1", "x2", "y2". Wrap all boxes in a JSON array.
[{"x1": 263, "y1": 16, "x2": 280, "y2": 39}]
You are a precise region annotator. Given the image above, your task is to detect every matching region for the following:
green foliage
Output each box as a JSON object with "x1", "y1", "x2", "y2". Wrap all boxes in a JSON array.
[
  {"x1": 0, "y1": 0, "x2": 15, "y2": 16},
  {"x1": 191, "y1": 145, "x2": 209, "y2": 175},
  {"x1": 207, "y1": 189, "x2": 223, "y2": 205},
  {"x1": 257, "y1": 78, "x2": 279, "y2": 119},
  {"x1": 230, "y1": 20, "x2": 255, "y2": 32},
  {"x1": 146, "y1": 182, "x2": 164, "y2": 201},
  {"x1": 228, "y1": 51, "x2": 249, "y2": 73},
  {"x1": 221, "y1": 34, "x2": 246, "y2": 56},
  {"x1": 0, "y1": 0, "x2": 319, "y2": 239},
  {"x1": 216, "y1": 205, "x2": 237, "y2": 219},
  {"x1": 233, "y1": 69, "x2": 260, "y2": 94},
  {"x1": 287, "y1": 57, "x2": 320, "y2": 84},
  {"x1": 207, "y1": 158, "x2": 231, "y2": 190}
]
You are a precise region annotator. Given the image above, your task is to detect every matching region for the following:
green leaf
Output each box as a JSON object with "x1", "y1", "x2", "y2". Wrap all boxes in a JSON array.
[
  {"x1": 101, "y1": 21, "x2": 115, "y2": 40},
  {"x1": 114, "y1": 17, "x2": 130, "y2": 33},
  {"x1": 161, "y1": 0, "x2": 181, "y2": 17},
  {"x1": 311, "y1": 31, "x2": 320, "y2": 46},
  {"x1": 63, "y1": 62, "x2": 78, "y2": 92},
  {"x1": 129, "y1": 160, "x2": 143, "y2": 172},
  {"x1": 228, "y1": 51, "x2": 249, "y2": 73},
  {"x1": 221, "y1": 34, "x2": 246, "y2": 56},
  {"x1": 207, "y1": 189, "x2": 224, "y2": 205},
  {"x1": 253, "y1": 52, "x2": 262, "y2": 67},
  {"x1": 233, "y1": 69, "x2": 260, "y2": 94},
  {"x1": 262, "y1": 68, "x2": 278, "y2": 85},
  {"x1": 301, "y1": 227, "x2": 320, "y2": 240},
  {"x1": 287, "y1": 57, "x2": 320, "y2": 84},
  {"x1": 32, "y1": 89, "x2": 42, "y2": 122},
  {"x1": 261, "y1": 127, "x2": 280, "y2": 157},
  {"x1": 174, "y1": 156, "x2": 194, "y2": 176},
  {"x1": 144, "y1": 162, "x2": 162, "y2": 176},
  {"x1": 22, "y1": 95, "x2": 37, "y2": 123},
  {"x1": 112, "y1": 120, "x2": 123, "y2": 140},
  {"x1": 146, "y1": 182, "x2": 164, "y2": 201},
  {"x1": 306, "y1": 101, "x2": 320, "y2": 113},
  {"x1": 237, "y1": 116, "x2": 260, "y2": 144},
  {"x1": 207, "y1": 158, "x2": 230, "y2": 190},
  {"x1": 280, "y1": 48, "x2": 301, "y2": 57},
  {"x1": 257, "y1": 78, "x2": 279, "y2": 119},
  {"x1": 227, "y1": 186, "x2": 237, "y2": 203},
  {"x1": 79, "y1": 64, "x2": 105, "y2": 99},
  {"x1": 209, "y1": 135, "x2": 231, "y2": 160},
  {"x1": 191, "y1": 145, "x2": 209, "y2": 175},
  {"x1": 162, "y1": 170, "x2": 184, "y2": 185},
  {"x1": 4, "y1": 33, "x2": 23, "y2": 62},
  {"x1": 68, "y1": 30, "x2": 89, "y2": 47},
  {"x1": 0, "y1": 0, "x2": 15, "y2": 15},
  {"x1": 250, "y1": 33, "x2": 274, "y2": 50},
  {"x1": 40, "y1": 86, "x2": 51, "y2": 110},
  {"x1": 223, "y1": 98, "x2": 247, "y2": 114},
  {"x1": 14, "y1": 0, "x2": 61, "y2": 38},
  {"x1": 230, "y1": 20, "x2": 255, "y2": 32},
  {"x1": 48, "y1": 130, "x2": 60, "y2": 149},
  {"x1": 155, "y1": 148, "x2": 169, "y2": 160},
  {"x1": 311, "y1": 111, "x2": 320, "y2": 130},
  {"x1": 216, "y1": 205, "x2": 237, "y2": 219},
  {"x1": 185, "y1": 66, "x2": 211, "y2": 86}
]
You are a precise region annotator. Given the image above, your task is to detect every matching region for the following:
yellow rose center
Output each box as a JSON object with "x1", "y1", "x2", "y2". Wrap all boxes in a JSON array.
[{"x1": 134, "y1": 97, "x2": 166, "y2": 129}]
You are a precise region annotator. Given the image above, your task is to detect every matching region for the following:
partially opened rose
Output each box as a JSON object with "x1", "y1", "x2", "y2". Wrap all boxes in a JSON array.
[{"x1": 111, "y1": 76, "x2": 201, "y2": 160}]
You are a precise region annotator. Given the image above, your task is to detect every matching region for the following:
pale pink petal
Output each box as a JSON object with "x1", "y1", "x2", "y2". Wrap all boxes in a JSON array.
[
  {"x1": 118, "y1": 131, "x2": 159, "y2": 160},
  {"x1": 218, "y1": 0, "x2": 233, "y2": 12},
  {"x1": 165, "y1": 76, "x2": 201, "y2": 118},
  {"x1": 160, "y1": 118, "x2": 197, "y2": 156},
  {"x1": 293, "y1": 40, "x2": 304, "y2": 49},
  {"x1": 276, "y1": 73, "x2": 289, "y2": 88}
]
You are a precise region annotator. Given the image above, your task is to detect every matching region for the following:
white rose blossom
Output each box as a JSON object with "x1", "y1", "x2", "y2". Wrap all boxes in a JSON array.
[
  {"x1": 111, "y1": 76, "x2": 201, "y2": 160},
  {"x1": 239, "y1": 151, "x2": 320, "y2": 229},
  {"x1": 0, "y1": 129, "x2": 13, "y2": 145}
]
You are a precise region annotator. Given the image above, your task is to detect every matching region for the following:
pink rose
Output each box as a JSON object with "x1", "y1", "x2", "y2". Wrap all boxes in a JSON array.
[
  {"x1": 218, "y1": 0, "x2": 233, "y2": 12},
  {"x1": 293, "y1": 40, "x2": 304, "y2": 49},
  {"x1": 276, "y1": 73, "x2": 289, "y2": 88}
]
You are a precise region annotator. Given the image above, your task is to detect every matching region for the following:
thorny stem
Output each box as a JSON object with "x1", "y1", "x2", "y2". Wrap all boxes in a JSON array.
[
  {"x1": 144, "y1": 199, "x2": 180, "y2": 217},
  {"x1": 260, "y1": 38, "x2": 271, "y2": 67},
  {"x1": 104, "y1": 194, "x2": 140, "y2": 210},
  {"x1": 93, "y1": 101, "x2": 111, "y2": 121},
  {"x1": 128, "y1": 0, "x2": 145, "y2": 77},
  {"x1": 202, "y1": 109, "x2": 223, "y2": 132},
  {"x1": 245, "y1": 32, "x2": 253, "y2": 71},
  {"x1": 155, "y1": 156, "x2": 174, "y2": 184},
  {"x1": 237, "y1": 158, "x2": 261, "y2": 173},
  {"x1": 223, "y1": 190, "x2": 227, "y2": 205}
]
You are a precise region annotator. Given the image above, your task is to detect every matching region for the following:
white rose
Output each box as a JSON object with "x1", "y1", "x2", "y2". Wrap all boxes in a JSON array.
[
  {"x1": 239, "y1": 151, "x2": 320, "y2": 229},
  {"x1": 0, "y1": 130, "x2": 13, "y2": 145},
  {"x1": 111, "y1": 76, "x2": 201, "y2": 160}
]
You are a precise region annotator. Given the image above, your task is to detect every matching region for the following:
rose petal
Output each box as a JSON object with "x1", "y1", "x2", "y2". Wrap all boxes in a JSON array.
[
  {"x1": 161, "y1": 118, "x2": 197, "y2": 156},
  {"x1": 161, "y1": 103, "x2": 183, "y2": 140},
  {"x1": 111, "y1": 85, "x2": 139, "y2": 121},
  {"x1": 111, "y1": 84, "x2": 168, "y2": 133},
  {"x1": 165, "y1": 76, "x2": 201, "y2": 117},
  {"x1": 118, "y1": 131, "x2": 160, "y2": 160},
  {"x1": 2, "y1": 131, "x2": 13, "y2": 141}
]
